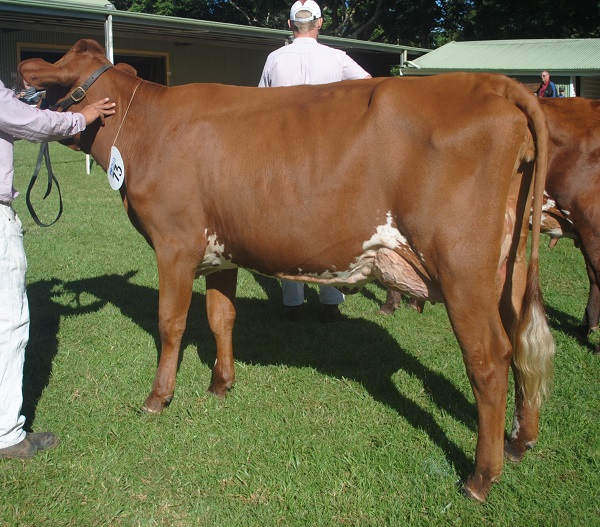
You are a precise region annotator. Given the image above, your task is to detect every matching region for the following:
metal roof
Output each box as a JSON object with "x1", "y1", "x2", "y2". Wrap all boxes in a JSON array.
[
  {"x1": 0, "y1": 0, "x2": 429, "y2": 58},
  {"x1": 41, "y1": 0, "x2": 113, "y2": 7},
  {"x1": 405, "y1": 39, "x2": 600, "y2": 76}
]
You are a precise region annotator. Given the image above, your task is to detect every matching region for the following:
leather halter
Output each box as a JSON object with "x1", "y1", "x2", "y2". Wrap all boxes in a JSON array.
[{"x1": 49, "y1": 63, "x2": 113, "y2": 111}]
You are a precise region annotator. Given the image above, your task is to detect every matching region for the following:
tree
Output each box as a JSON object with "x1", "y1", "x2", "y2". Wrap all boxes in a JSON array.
[
  {"x1": 462, "y1": 0, "x2": 600, "y2": 40},
  {"x1": 111, "y1": 0, "x2": 600, "y2": 46},
  {"x1": 113, "y1": 0, "x2": 446, "y2": 47},
  {"x1": 112, "y1": 0, "x2": 290, "y2": 28}
]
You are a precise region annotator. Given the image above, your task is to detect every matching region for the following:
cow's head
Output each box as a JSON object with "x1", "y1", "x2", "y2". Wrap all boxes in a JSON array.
[
  {"x1": 19, "y1": 39, "x2": 137, "y2": 150},
  {"x1": 19, "y1": 39, "x2": 136, "y2": 113}
]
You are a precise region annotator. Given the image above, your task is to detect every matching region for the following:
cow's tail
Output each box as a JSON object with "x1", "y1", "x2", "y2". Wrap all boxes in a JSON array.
[
  {"x1": 513, "y1": 260, "x2": 555, "y2": 407},
  {"x1": 509, "y1": 83, "x2": 555, "y2": 408}
]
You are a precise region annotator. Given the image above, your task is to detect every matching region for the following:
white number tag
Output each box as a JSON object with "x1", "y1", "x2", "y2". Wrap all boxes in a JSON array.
[{"x1": 107, "y1": 146, "x2": 125, "y2": 190}]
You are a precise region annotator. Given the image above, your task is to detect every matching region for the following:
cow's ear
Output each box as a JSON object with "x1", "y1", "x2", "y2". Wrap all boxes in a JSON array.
[
  {"x1": 19, "y1": 59, "x2": 79, "y2": 90},
  {"x1": 115, "y1": 63, "x2": 138, "y2": 76}
]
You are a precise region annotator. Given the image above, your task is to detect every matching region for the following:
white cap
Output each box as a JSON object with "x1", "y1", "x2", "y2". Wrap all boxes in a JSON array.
[{"x1": 290, "y1": 0, "x2": 321, "y2": 22}]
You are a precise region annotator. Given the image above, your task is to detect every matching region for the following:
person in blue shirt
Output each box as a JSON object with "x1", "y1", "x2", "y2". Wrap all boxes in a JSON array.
[{"x1": 535, "y1": 71, "x2": 557, "y2": 97}]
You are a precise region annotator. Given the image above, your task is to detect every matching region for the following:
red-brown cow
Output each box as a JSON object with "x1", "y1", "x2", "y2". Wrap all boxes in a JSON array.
[
  {"x1": 381, "y1": 97, "x2": 600, "y2": 349},
  {"x1": 20, "y1": 39, "x2": 554, "y2": 502},
  {"x1": 539, "y1": 97, "x2": 600, "y2": 339}
]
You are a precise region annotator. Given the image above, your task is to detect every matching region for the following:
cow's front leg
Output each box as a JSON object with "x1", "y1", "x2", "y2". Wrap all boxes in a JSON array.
[
  {"x1": 142, "y1": 250, "x2": 195, "y2": 414},
  {"x1": 206, "y1": 269, "x2": 238, "y2": 397}
]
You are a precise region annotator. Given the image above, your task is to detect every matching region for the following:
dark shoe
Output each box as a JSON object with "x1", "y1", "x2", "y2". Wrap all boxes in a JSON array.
[
  {"x1": 0, "y1": 432, "x2": 59, "y2": 459},
  {"x1": 283, "y1": 305, "x2": 303, "y2": 321},
  {"x1": 319, "y1": 304, "x2": 344, "y2": 324}
]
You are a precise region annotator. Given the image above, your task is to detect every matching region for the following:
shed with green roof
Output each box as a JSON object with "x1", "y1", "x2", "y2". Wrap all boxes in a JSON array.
[{"x1": 400, "y1": 39, "x2": 600, "y2": 99}]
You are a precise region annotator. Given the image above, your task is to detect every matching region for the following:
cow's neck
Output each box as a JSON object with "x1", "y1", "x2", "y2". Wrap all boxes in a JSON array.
[
  {"x1": 109, "y1": 80, "x2": 143, "y2": 150},
  {"x1": 87, "y1": 72, "x2": 144, "y2": 171}
]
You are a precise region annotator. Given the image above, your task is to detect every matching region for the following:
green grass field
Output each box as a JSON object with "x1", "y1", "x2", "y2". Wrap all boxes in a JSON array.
[{"x1": 1, "y1": 141, "x2": 598, "y2": 526}]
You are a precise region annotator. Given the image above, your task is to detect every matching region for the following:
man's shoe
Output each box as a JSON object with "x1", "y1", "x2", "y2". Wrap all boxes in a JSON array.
[
  {"x1": 319, "y1": 304, "x2": 344, "y2": 323},
  {"x1": 0, "y1": 432, "x2": 59, "y2": 459},
  {"x1": 283, "y1": 305, "x2": 303, "y2": 321}
]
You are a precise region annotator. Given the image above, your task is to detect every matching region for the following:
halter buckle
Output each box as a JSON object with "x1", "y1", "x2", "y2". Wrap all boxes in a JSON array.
[{"x1": 70, "y1": 87, "x2": 86, "y2": 103}]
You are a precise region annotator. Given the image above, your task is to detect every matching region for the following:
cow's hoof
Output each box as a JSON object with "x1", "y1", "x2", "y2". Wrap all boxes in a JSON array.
[
  {"x1": 462, "y1": 475, "x2": 492, "y2": 503},
  {"x1": 461, "y1": 484, "x2": 486, "y2": 503},
  {"x1": 377, "y1": 305, "x2": 396, "y2": 316},
  {"x1": 406, "y1": 298, "x2": 424, "y2": 313},
  {"x1": 207, "y1": 382, "x2": 232, "y2": 398},
  {"x1": 504, "y1": 438, "x2": 535, "y2": 463},
  {"x1": 574, "y1": 324, "x2": 593, "y2": 337},
  {"x1": 141, "y1": 394, "x2": 171, "y2": 414},
  {"x1": 504, "y1": 441, "x2": 525, "y2": 463}
]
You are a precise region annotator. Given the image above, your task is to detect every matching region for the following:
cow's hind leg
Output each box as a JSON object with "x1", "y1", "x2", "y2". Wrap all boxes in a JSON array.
[
  {"x1": 142, "y1": 249, "x2": 196, "y2": 414},
  {"x1": 445, "y1": 291, "x2": 513, "y2": 503},
  {"x1": 504, "y1": 263, "x2": 554, "y2": 462},
  {"x1": 206, "y1": 269, "x2": 238, "y2": 396}
]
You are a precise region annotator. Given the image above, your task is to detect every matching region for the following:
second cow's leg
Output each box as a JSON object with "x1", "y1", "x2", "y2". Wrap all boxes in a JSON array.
[
  {"x1": 378, "y1": 288, "x2": 425, "y2": 316},
  {"x1": 378, "y1": 288, "x2": 401, "y2": 315},
  {"x1": 206, "y1": 268, "x2": 238, "y2": 396},
  {"x1": 582, "y1": 258, "x2": 600, "y2": 335}
]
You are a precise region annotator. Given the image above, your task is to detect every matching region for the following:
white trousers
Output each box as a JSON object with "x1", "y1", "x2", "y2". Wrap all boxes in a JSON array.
[
  {"x1": 281, "y1": 279, "x2": 344, "y2": 307},
  {"x1": 0, "y1": 204, "x2": 28, "y2": 448}
]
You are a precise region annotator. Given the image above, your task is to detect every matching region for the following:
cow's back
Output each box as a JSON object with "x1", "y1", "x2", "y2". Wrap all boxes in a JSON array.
[{"x1": 541, "y1": 97, "x2": 600, "y2": 199}]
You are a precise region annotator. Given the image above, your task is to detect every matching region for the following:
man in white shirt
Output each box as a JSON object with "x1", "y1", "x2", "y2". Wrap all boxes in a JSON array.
[
  {"x1": 259, "y1": 0, "x2": 371, "y2": 88},
  {"x1": 259, "y1": 0, "x2": 371, "y2": 323},
  {"x1": 0, "y1": 80, "x2": 115, "y2": 458}
]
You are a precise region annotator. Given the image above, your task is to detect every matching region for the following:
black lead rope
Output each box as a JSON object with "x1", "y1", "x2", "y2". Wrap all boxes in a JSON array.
[
  {"x1": 24, "y1": 63, "x2": 113, "y2": 227},
  {"x1": 26, "y1": 142, "x2": 63, "y2": 227}
]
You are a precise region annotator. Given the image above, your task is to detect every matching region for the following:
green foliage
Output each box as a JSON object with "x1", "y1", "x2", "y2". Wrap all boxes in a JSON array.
[
  {"x1": 1, "y1": 141, "x2": 598, "y2": 526},
  {"x1": 118, "y1": 0, "x2": 291, "y2": 29},
  {"x1": 464, "y1": 0, "x2": 600, "y2": 40},
  {"x1": 110, "y1": 0, "x2": 600, "y2": 48}
]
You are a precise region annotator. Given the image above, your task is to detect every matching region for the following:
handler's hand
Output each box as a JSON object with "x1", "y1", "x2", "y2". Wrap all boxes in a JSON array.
[{"x1": 80, "y1": 98, "x2": 116, "y2": 126}]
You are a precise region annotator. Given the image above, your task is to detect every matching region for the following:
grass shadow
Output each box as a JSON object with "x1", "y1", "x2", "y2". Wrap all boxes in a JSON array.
[
  {"x1": 544, "y1": 303, "x2": 594, "y2": 349},
  {"x1": 48, "y1": 271, "x2": 480, "y2": 478},
  {"x1": 23, "y1": 278, "x2": 106, "y2": 429}
]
